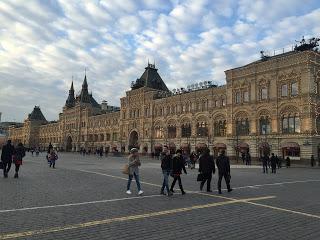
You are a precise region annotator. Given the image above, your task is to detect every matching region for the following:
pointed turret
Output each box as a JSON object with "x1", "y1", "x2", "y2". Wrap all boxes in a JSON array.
[
  {"x1": 65, "y1": 81, "x2": 75, "y2": 108},
  {"x1": 79, "y1": 74, "x2": 90, "y2": 103}
]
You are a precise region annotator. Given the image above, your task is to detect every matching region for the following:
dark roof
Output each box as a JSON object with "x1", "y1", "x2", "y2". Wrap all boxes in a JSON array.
[
  {"x1": 132, "y1": 63, "x2": 169, "y2": 92},
  {"x1": 28, "y1": 106, "x2": 47, "y2": 122},
  {"x1": 89, "y1": 94, "x2": 101, "y2": 108}
]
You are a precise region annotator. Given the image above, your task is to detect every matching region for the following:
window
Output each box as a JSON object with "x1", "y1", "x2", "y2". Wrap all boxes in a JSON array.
[
  {"x1": 291, "y1": 82, "x2": 298, "y2": 96},
  {"x1": 259, "y1": 117, "x2": 271, "y2": 134},
  {"x1": 155, "y1": 127, "x2": 164, "y2": 138},
  {"x1": 281, "y1": 84, "x2": 288, "y2": 97},
  {"x1": 214, "y1": 120, "x2": 226, "y2": 137},
  {"x1": 197, "y1": 122, "x2": 208, "y2": 137},
  {"x1": 282, "y1": 116, "x2": 300, "y2": 133},
  {"x1": 222, "y1": 99, "x2": 226, "y2": 106},
  {"x1": 243, "y1": 91, "x2": 249, "y2": 102},
  {"x1": 106, "y1": 134, "x2": 111, "y2": 141},
  {"x1": 261, "y1": 88, "x2": 268, "y2": 100},
  {"x1": 167, "y1": 126, "x2": 176, "y2": 138},
  {"x1": 236, "y1": 119, "x2": 249, "y2": 136},
  {"x1": 112, "y1": 133, "x2": 118, "y2": 141},
  {"x1": 181, "y1": 123, "x2": 191, "y2": 137},
  {"x1": 215, "y1": 100, "x2": 219, "y2": 107},
  {"x1": 235, "y1": 92, "x2": 241, "y2": 103}
]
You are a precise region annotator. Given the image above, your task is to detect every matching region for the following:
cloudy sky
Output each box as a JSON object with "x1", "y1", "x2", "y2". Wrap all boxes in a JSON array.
[{"x1": 0, "y1": 0, "x2": 320, "y2": 122}]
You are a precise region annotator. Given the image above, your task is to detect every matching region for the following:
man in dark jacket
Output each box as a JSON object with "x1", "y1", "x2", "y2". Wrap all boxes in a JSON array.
[
  {"x1": 262, "y1": 154, "x2": 269, "y2": 173},
  {"x1": 199, "y1": 148, "x2": 215, "y2": 192},
  {"x1": 170, "y1": 149, "x2": 187, "y2": 195},
  {"x1": 270, "y1": 153, "x2": 277, "y2": 174},
  {"x1": 216, "y1": 150, "x2": 232, "y2": 194},
  {"x1": 1, "y1": 140, "x2": 15, "y2": 178},
  {"x1": 160, "y1": 145, "x2": 173, "y2": 196}
]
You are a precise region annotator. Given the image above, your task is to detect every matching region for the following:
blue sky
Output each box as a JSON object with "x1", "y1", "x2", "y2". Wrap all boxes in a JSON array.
[{"x1": 0, "y1": 0, "x2": 320, "y2": 121}]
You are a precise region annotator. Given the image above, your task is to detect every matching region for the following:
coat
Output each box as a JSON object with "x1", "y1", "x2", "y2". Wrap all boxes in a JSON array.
[
  {"x1": 128, "y1": 155, "x2": 141, "y2": 175},
  {"x1": 270, "y1": 155, "x2": 277, "y2": 167},
  {"x1": 160, "y1": 153, "x2": 172, "y2": 170},
  {"x1": 1, "y1": 143, "x2": 15, "y2": 163},
  {"x1": 216, "y1": 155, "x2": 230, "y2": 175},
  {"x1": 171, "y1": 154, "x2": 187, "y2": 175},
  {"x1": 14, "y1": 145, "x2": 26, "y2": 164},
  {"x1": 199, "y1": 153, "x2": 215, "y2": 175}
]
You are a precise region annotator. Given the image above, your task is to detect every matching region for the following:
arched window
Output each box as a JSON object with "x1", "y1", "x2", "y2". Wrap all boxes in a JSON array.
[
  {"x1": 155, "y1": 126, "x2": 164, "y2": 138},
  {"x1": 282, "y1": 115, "x2": 300, "y2": 133},
  {"x1": 259, "y1": 116, "x2": 271, "y2": 134},
  {"x1": 167, "y1": 125, "x2": 176, "y2": 138},
  {"x1": 214, "y1": 120, "x2": 226, "y2": 137},
  {"x1": 181, "y1": 123, "x2": 191, "y2": 137},
  {"x1": 197, "y1": 122, "x2": 208, "y2": 137},
  {"x1": 236, "y1": 118, "x2": 249, "y2": 136}
]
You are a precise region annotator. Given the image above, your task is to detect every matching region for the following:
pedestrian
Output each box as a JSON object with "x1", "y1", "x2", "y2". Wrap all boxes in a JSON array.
[
  {"x1": 190, "y1": 151, "x2": 197, "y2": 169},
  {"x1": 311, "y1": 155, "x2": 315, "y2": 167},
  {"x1": 160, "y1": 145, "x2": 173, "y2": 196},
  {"x1": 199, "y1": 148, "x2": 215, "y2": 192},
  {"x1": 13, "y1": 143, "x2": 26, "y2": 178},
  {"x1": 48, "y1": 149, "x2": 58, "y2": 168},
  {"x1": 241, "y1": 152, "x2": 245, "y2": 164},
  {"x1": 170, "y1": 149, "x2": 187, "y2": 195},
  {"x1": 261, "y1": 154, "x2": 269, "y2": 173},
  {"x1": 286, "y1": 156, "x2": 291, "y2": 168},
  {"x1": 30, "y1": 148, "x2": 34, "y2": 156},
  {"x1": 245, "y1": 151, "x2": 251, "y2": 165},
  {"x1": 277, "y1": 155, "x2": 282, "y2": 168},
  {"x1": 1, "y1": 140, "x2": 15, "y2": 178},
  {"x1": 216, "y1": 150, "x2": 232, "y2": 194},
  {"x1": 270, "y1": 153, "x2": 277, "y2": 174},
  {"x1": 126, "y1": 148, "x2": 143, "y2": 195},
  {"x1": 35, "y1": 147, "x2": 39, "y2": 157}
]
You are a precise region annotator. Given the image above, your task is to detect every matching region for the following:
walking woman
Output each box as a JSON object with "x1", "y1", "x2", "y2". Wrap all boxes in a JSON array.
[
  {"x1": 126, "y1": 148, "x2": 143, "y2": 195},
  {"x1": 170, "y1": 149, "x2": 187, "y2": 195},
  {"x1": 199, "y1": 148, "x2": 215, "y2": 192},
  {"x1": 48, "y1": 149, "x2": 58, "y2": 168},
  {"x1": 13, "y1": 143, "x2": 26, "y2": 178}
]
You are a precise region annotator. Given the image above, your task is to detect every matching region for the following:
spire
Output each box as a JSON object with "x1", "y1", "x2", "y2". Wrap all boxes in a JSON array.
[
  {"x1": 80, "y1": 71, "x2": 90, "y2": 103},
  {"x1": 65, "y1": 80, "x2": 75, "y2": 108},
  {"x1": 70, "y1": 81, "x2": 74, "y2": 91}
]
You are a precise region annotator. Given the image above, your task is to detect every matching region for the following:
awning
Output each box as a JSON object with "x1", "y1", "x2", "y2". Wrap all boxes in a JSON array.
[
  {"x1": 213, "y1": 143, "x2": 227, "y2": 149},
  {"x1": 281, "y1": 142, "x2": 300, "y2": 149},
  {"x1": 196, "y1": 143, "x2": 207, "y2": 148},
  {"x1": 259, "y1": 142, "x2": 270, "y2": 149},
  {"x1": 235, "y1": 142, "x2": 249, "y2": 149}
]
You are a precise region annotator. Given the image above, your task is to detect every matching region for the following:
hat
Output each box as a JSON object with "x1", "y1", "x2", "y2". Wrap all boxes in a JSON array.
[{"x1": 130, "y1": 148, "x2": 138, "y2": 153}]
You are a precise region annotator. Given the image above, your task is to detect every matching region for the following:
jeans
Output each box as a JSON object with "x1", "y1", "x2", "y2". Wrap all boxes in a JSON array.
[
  {"x1": 127, "y1": 172, "x2": 141, "y2": 191},
  {"x1": 161, "y1": 170, "x2": 171, "y2": 193},
  {"x1": 218, "y1": 173, "x2": 231, "y2": 191},
  {"x1": 3, "y1": 161, "x2": 12, "y2": 176},
  {"x1": 170, "y1": 175, "x2": 184, "y2": 192},
  {"x1": 263, "y1": 164, "x2": 268, "y2": 173}
]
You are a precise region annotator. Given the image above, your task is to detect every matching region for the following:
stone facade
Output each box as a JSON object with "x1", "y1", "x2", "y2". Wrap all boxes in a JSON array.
[{"x1": 8, "y1": 49, "x2": 320, "y2": 162}]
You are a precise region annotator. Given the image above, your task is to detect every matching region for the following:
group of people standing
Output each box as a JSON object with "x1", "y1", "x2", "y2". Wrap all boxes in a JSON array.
[
  {"x1": 1, "y1": 140, "x2": 25, "y2": 178},
  {"x1": 125, "y1": 145, "x2": 232, "y2": 196}
]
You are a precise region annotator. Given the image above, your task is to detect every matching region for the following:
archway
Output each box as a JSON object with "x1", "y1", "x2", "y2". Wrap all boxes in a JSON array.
[
  {"x1": 66, "y1": 136, "x2": 72, "y2": 152},
  {"x1": 128, "y1": 131, "x2": 139, "y2": 151}
]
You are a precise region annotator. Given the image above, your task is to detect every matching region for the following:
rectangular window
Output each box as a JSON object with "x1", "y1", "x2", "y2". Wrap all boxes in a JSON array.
[
  {"x1": 222, "y1": 99, "x2": 226, "y2": 106},
  {"x1": 215, "y1": 100, "x2": 219, "y2": 107},
  {"x1": 288, "y1": 116, "x2": 295, "y2": 133},
  {"x1": 282, "y1": 118, "x2": 288, "y2": 133},
  {"x1": 261, "y1": 88, "x2": 268, "y2": 100},
  {"x1": 243, "y1": 91, "x2": 249, "y2": 102},
  {"x1": 235, "y1": 92, "x2": 241, "y2": 103},
  {"x1": 291, "y1": 82, "x2": 298, "y2": 96},
  {"x1": 295, "y1": 117, "x2": 300, "y2": 133},
  {"x1": 281, "y1": 84, "x2": 288, "y2": 97}
]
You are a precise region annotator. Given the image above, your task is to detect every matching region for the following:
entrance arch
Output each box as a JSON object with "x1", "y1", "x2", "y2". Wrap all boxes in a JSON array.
[
  {"x1": 128, "y1": 131, "x2": 139, "y2": 151},
  {"x1": 66, "y1": 136, "x2": 72, "y2": 152}
]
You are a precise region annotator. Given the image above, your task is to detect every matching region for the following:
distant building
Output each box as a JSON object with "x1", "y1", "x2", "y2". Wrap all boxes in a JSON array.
[{"x1": 8, "y1": 42, "x2": 320, "y2": 163}]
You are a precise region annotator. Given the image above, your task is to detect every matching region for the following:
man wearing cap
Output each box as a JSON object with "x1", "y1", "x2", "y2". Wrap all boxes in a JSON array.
[{"x1": 126, "y1": 148, "x2": 143, "y2": 195}]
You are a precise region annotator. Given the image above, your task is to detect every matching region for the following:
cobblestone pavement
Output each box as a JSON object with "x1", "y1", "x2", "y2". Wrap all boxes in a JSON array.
[{"x1": 0, "y1": 152, "x2": 320, "y2": 240}]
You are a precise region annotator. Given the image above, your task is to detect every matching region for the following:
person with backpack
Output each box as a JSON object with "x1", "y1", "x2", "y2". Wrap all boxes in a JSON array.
[
  {"x1": 170, "y1": 149, "x2": 187, "y2": 195},
  {"x1": 126, "y1": 148, "x2": 143, "y2": 195},
  {"x1": 198, "y1": 148, "x2": 215, "y2": 192},
  {"x1": 216, "y1": 150, "x2": 232, "y2": 194}
]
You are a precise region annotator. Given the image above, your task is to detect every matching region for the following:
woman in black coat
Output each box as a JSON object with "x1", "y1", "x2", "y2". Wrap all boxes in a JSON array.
[
  {"x1": 170, "y1": 149, "x2": 187, "y2": 195},
  {"x1": 13, "y1": 143, "x2": 26, "y2": 178},
  {"x1": 199, "y1": 148, "x2": 215, "y2": 192}
]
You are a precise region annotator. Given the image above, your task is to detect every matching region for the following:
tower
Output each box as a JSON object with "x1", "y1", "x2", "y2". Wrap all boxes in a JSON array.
[{"x1": 65, "y1": 81, "x2": 75, "y2": 108}]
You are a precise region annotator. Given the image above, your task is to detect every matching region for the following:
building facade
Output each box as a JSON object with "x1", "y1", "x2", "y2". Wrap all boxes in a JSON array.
[{"x1": 8, "y1": 47, "x2": 320, "y2": 163}]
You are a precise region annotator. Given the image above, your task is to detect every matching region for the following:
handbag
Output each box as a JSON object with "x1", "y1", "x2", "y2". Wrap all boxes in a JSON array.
[
  {"x1": 0, "y1": 161, "x2": 3, "y2": 169},
  {"x1": 122, "y1": 164, "x2": 129, "y2": 175},
  {"x1": 197, "y1": 173, "x2": 205, "y2": 182}
]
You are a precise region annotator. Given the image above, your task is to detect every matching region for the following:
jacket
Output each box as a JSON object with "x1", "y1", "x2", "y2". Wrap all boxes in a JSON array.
[
  {"x1": 1, "y1": 143, "x2": 15, "y2": 163},
  {"x1": 128, "y1": 155, "x2": 141, "y2": 175},
  {"x1": 161, "y1": 153, "x2": 172, "y2": 170},
  {"x1": 172, "y1": 154, "x2": 187, "y2": 175},
  {"x1": 216, "y1": 154, "x2": 230, "y2": 174},
  {"x1": 15, "y1": 145, "x2": 26, "y2": 161},
  {"x1": 199, "y1": 153, "x2": 215, "y2": 175}
]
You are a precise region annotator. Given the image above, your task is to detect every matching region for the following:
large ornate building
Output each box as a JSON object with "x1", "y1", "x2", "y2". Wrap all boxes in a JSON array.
[{"x1": 8, "y1": 43, "x2": 320, "y2": 163}]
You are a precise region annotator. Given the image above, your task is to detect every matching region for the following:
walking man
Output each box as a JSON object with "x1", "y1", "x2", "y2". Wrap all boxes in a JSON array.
[
  {"x1": 170, "y1": 149, "x2": 187, "y2": 195},
  {"x1": 216, "y1": 150, "x2": 232, "y2": 194},
  {"x1": 13, "y1": 143, "x2": 26, "y2": 178},
  {"x1": 270, "y1": 153, "x2": 277, "y2": 174},
  {"x1": 311, "y1": 155, "x2": 315, "y2": 167},
  {"x1": 1, "y1": 140, "x2": 15, "y2": 178},
  {"x1": 262, "y1": 154, "x2": 269, "y2": 173},
  {"x1": 160, "y1": 145, "x2": 173, "y2": 196},
  {"x1": 199, "y1": 148, "x2": 215, "y2": 192}
]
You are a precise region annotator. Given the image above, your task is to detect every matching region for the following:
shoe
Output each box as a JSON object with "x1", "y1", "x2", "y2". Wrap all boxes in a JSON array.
[
  {"x1": 169, "y1": 189, "x2": 175, "y2": 193},
  {"x1": 126, "y1": 190, "x2": 132, "y2": 195},
  {"x1": 207, "y1": 189, "x2": 212, "y2": 192},
  {"x1": 4, "y1": 172, "x2": 8, "y2": 178},
  {"x1": 218, "y1": 190, "x2": 222, "y2": 194},
  {"x1": 228, "y1": 188, "x2": 233, "y2": 192},
  {"x1": 14, "y1": 173, "x2": 18, "y2": 178},
  {"x1": 181, "y1": 191, "x2": 186, "y2": 195},
  {"x1": 167, "y1": 191, "x2": 173, "y2": 196},
  {"x1": 138, "y1": 190, "x2": 144, "y2": 195},
  {"x1": 160, "y1": 191, "x2": 165, "y2": 195}
]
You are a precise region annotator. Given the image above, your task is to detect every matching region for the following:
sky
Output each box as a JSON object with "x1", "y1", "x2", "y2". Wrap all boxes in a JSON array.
[{"x1": 0, "y1": 0, "x2": 320, "y2": 122}]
